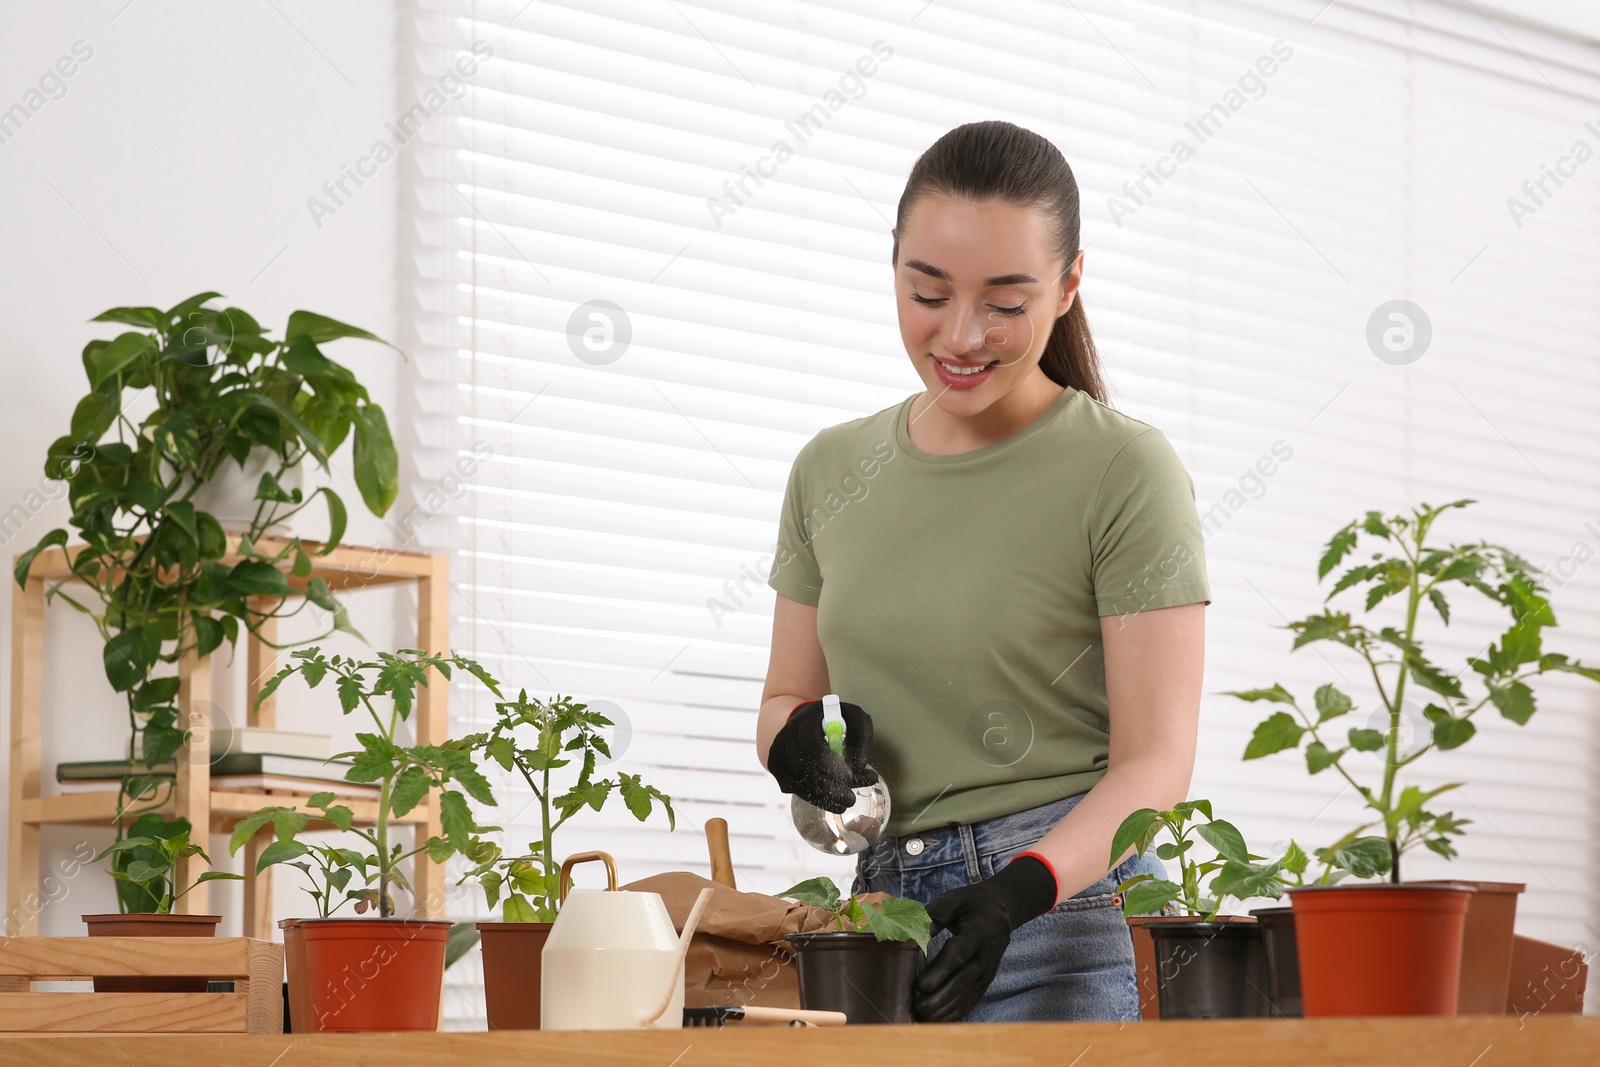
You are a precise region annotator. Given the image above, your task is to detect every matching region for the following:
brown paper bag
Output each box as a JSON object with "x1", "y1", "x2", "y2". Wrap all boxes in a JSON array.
[{"x1": 621, "y1": 872, "x2": 890, "y2": 1009}]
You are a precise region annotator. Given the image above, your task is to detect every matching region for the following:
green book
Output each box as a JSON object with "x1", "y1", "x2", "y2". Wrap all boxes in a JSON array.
[{"x1": 57, "y1": 752, "x2": 355, "y2": 786}]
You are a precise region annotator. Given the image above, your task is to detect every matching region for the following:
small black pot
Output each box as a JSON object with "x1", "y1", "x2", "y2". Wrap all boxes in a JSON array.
[
  {"x1": 784, "y1": 932, "x2": 924, "y2": 1024},
  {"x1": 1147, "y1": 919, "x2": 1271, "y2": 1019},
  {"x1": 1251, "y1": 906, "x2": 1302, "y2": 1017}
]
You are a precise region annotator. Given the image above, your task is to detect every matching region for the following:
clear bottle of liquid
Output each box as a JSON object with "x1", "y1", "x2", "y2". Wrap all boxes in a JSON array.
[{"x1": 790, "y1": 693, "x2": 891, "y2": 856}]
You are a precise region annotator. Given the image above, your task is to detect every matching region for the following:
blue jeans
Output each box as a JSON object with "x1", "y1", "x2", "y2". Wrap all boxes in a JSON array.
[{"x1": 851, "y1": 790, "x2": 1169, "y2": 1022}]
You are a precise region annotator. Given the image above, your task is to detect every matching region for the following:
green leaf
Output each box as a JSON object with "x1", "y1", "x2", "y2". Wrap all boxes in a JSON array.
[
  {"x1": 1210, "y1": 859, "x2": 1285, "y2": 902},
  {"x1": 1195, "y1": 819, "x2": 1249, "y2": 864},
  {"x1": 1488, "y1": 681, "x2": 1536, "y2": 725},
  {"x1": 1172, "y1": 799, "x2": 1213, "y2": 821},
  {"x1": 1243, "y1": 712, "x2": 1304, "y2": 760},
  {"x1": 1424, "y1": 705, "x2": 1476, "y2": 749},
  {"x1": 1108, "y1": 808, "x2": 1162, "y2": 868},
  {"x1": 1537, "y1": 653, "x2": 1600, "y2": 684},
  {"x1": 70, "y1": 378, "x2": 120, "y2": 445},
  {"x1": 1327, "y1": 836, "x2": 1391, "y2": 878},
  {"x1": 1223, "y1": 685, "x2": 1296, "y2": 705},
  {"x1": 194, "y1": 871, "x2": 246, "y2": 885},
  {"x1": 1428, "y1": 588, "x2": 1450, "y2": 624},
  {"x1": 390, "y1": 765, "x2": 431, "y2": 817},
  {"x1": 486, "y1": 736, "x2": 515, "y2": 771},
  {"x1": 88, "y1": 331, "x2": 157, "y2": 388},
  {"x1": 123, "y1": 859, "x2": 169, "y2": 884},
  {"x1": 779, "y1": 877, "x2": 842, "y2": 912},
  {"x1": 15, "y1": 528, "x2": 68, "y2": 586},
  {"x1": 256, "y1": 840, "x2": 310, "y2": 874},
  {"x1": 859, "y1": 898, "x2": 932, "y2": 953},
  {"x1": 445, "y1": 921, "x2": 481, "y2": 968},
  {"x1": 195, "y1": 512, "x2": 227, "y2": 558},
  {"x1": 1313, "y1": 684, "x2": 1352, "y2": 722},
  {"x1": 317, "y1": 488, "x2": 348, "y2": 552},
  {"x1": 1347, "y1": 727, "x2": 1385, "y2": 752},
  {"x1": 255, "y1": 471, "x2": 295, "y2": 503},
  {"x1": 352, "y1": 406, "x2": 399, "y2": 516},
  {"x1": 1305, "y1": 741, "x2": 1344, "y2": 773},
  {"x1": 92, "y1": 305, "x2": 165, "y2": 329},
  {"x1": 103, "y1": 626, "x2": 160, "y2": 692},
  {"x1": 1318, "y1": 524, "x2": 1358, "y2": 579},
  {"x1": 438, "y1": 789, "x2": 475, "y2": 849},
  {"x1": 1498, "y1": 620, "x2": 1543, "y2": 669},
  {"x1": 1280, "y1": 840, "x2": 1309, "y2": 876},
  {"x1": 285, "y1": 310, "x2": 391, "y2": 347},
  {"x1": 229, "y1": 560, "x2": 292, "y2": 597},
  {"x1": 503, "y1": 894, "x2": 537, "y2": 924},
  {"x1": 1120, "y1": 877, "x2": 1183, "y2": 916}
]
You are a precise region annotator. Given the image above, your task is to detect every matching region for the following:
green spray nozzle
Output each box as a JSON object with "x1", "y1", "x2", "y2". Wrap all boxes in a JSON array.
[{"x1": 822, "y1": 693, "x2": 845, "y2": 757}]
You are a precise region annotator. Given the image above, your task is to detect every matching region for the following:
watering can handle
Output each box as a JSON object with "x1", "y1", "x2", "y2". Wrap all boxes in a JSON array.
[{"x1": 558, "y1": 850, "x2": 619, "y2": 903}]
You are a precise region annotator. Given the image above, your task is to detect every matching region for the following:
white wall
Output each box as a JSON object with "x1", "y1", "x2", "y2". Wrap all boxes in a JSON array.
[{"x1": 0, "y1": 1, "x2": 409, "y2": 934}]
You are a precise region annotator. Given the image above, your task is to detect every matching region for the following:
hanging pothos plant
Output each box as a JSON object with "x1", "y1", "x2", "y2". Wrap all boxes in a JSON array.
[{"x1": 14, "y1": 292, "x2": 399, "y2": 912}]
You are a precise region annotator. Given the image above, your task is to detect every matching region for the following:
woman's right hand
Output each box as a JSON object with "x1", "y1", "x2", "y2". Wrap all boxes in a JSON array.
[{"x1": 765, "y1": 699, "x2": 878, "y2": 813}]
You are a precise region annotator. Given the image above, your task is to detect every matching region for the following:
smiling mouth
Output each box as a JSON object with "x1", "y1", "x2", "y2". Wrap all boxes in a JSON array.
[{"x1": 934, "y1": 357, "x2": 999, "y2": 376}]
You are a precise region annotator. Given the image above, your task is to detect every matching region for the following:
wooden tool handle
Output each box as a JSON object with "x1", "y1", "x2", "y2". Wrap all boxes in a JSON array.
[
  {"x1": 705, "y1": 818, "x2": 736, "y2": 889},
  {"x1": 738, "y1": 1005, "x2": 848, "y2": 1027}
]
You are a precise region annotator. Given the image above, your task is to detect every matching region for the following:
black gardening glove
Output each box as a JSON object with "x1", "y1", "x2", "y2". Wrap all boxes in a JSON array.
[
  {"x1": 912, "y1": 853, "x2": 1058, "y2": 1022},
  {"x1": 765, "y1": 699, "x2": 878, "y2": 813}
]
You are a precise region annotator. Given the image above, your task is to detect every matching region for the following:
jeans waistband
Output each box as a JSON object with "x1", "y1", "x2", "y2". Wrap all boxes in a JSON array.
[{"x1": 860, "y1": 791, "x2": 1087, "y2": 873}]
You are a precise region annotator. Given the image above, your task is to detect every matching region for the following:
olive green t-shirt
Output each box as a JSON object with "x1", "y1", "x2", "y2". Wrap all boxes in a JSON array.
[{"x1": 766, "y1": 385, "x2": 1210, "y2": 834}]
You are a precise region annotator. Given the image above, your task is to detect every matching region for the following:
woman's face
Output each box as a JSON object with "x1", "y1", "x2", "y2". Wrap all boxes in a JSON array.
[{"x1": 893, "y1": 194, "x2": 1082, "y2": 415}]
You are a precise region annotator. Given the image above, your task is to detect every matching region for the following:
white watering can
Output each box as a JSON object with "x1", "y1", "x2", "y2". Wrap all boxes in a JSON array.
[{"x1": 541, "y1": 851, "x2": 714, "y2": 1031}]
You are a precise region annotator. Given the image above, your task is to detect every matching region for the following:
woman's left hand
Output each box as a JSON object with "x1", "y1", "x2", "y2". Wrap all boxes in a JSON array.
[{"x1": 912, "y1": 853, "x2": 1058, "y2": 1021}]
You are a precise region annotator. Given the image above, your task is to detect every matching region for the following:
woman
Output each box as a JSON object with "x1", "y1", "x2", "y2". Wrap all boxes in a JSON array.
[{"x1": 755, "y1": 120, "x2": 1209, "y2": 1023}]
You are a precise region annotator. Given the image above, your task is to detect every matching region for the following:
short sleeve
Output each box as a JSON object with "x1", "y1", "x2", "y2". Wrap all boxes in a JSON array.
[
  {"x1": 767, "y1": 445, "x2": 823, "y2": 606},
  {"x1": 1090, "y1": 428, "x2": 1211, "y2": 616}
]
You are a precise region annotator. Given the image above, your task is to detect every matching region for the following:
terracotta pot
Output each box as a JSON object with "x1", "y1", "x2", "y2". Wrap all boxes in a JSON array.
[
  {"x1": 1288, "y1": 882, "x2": 1473, "y2": 1017},
  {"x1": 1146, "y1": 918, "x2": 1271, "y2": 1019},
  {"x1": 477, "y1": 921, "x2": 553, "y2": 1030},
  {"x1": 1126, "y1": 914, "x2": 1257, "y2": 1020},
  {"x1": 82, "y1": 912, "x2": 221, "y2": 993},
  {"x1": 299, "y1": 917, "x2": 450, "y2": 1032},
  {"x1": 1432, "y1": 880, "x2": 1524, "y2": 1015},
  {"x1": 279, "y1": 918, "x2": 315, "y2": 1033},
  {"x1": 1507, "y1": 934, "x2": 1588, "y2": 1016},
  {"x1": 1251, "y1": 906, "x2": 1302, "y2": 1017}
]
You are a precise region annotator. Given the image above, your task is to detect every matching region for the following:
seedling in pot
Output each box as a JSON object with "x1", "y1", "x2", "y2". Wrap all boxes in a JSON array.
[
  {"x1": 1109, "y1": 801, "x2": 1291, "y2": 919},
  {"x1": 458, "y1": 691, "x2": 675, "y2": 922},
  {"x1": 1229, "y1": 500, "x2": 1600, "y2": 883},
  {"x1": 228, "y1": 799, "x2": 372, "y2": 918},
  {"x1": 95, "y1": 818, "x2": 243, "y2": 914},
  {"x1": 778, "y1": 877, "x2": 933, "y2": 952},
  {"x1": 239, "y1": 647, "x2": 506, "y2": 917}
]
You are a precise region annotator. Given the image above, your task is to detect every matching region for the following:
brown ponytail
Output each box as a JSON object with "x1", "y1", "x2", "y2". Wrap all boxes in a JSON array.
[{"x1": 893, "y1": 120, "x2": 1109, "y2": 405}]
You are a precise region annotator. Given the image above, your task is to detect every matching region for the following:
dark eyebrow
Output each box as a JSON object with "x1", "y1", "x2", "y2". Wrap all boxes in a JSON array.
[{"x1": 904, "y1": 259, "x2": 1038, "y2": 287}]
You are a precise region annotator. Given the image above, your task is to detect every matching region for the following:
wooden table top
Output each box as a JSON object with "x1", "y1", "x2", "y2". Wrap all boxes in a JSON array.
[{"x1": 0, "y1": 1014, "x2": 1592, "y2": 1066}]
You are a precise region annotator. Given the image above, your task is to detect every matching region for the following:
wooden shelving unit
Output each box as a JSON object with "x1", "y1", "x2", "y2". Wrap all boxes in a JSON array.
[{"x1": 7, "y1": 536, "x2": 451, "y2": 939}]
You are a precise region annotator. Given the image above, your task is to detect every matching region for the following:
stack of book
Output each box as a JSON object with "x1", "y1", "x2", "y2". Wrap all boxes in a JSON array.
[{"x1": 57, "y1": 727, "x2": 379, "y2": 797}]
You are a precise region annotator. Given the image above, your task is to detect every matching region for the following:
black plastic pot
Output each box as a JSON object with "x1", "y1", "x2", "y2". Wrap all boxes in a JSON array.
[
  {"x1": 1251, "y1": 906, "x2": 1302, "y2": 1017},
  {"x1": 784, "y1": 932, "x2": 924, "y2": 1024},
  {"x1": 1147, "y1": 919, "x2": 1271, "y2": 1019}
]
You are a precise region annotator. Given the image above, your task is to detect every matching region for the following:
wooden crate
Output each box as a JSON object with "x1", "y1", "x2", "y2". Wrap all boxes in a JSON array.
[
  {"x1": 7, "y1": 536, "x2": 451, "y2": 939},
  {"x1": 0, "y1": 936, "x2": 282, "y2": 1034}
]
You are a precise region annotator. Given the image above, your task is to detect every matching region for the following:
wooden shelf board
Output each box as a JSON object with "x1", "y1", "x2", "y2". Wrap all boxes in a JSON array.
[
  {"x1": 18, "y1": 535, "x2": 437, "y2": 587},
  {"x1": 20, "y1": 790, "x2": 428, "y2": 829}
]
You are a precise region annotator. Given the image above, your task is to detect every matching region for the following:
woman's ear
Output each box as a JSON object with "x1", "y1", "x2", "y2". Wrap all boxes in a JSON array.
[{"x1": 1058, "y1": 250, "x2": 1085, "y2": 316}]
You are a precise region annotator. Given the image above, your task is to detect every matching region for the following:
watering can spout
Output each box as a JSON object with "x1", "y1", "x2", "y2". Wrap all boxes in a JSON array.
[{"x1": 637, "y1": 886, "x2": 715, "y2": 1026}]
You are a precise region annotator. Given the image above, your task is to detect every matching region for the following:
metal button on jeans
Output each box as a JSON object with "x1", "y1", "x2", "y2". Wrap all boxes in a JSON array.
[{"x1": 905, "y1": 838, "x2": 924, "y2": 856}]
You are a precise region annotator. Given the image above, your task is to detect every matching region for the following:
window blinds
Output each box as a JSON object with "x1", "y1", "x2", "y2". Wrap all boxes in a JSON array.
[{"x1": 403, "y1": 0, "x2": 1600, "y2": 1022}]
